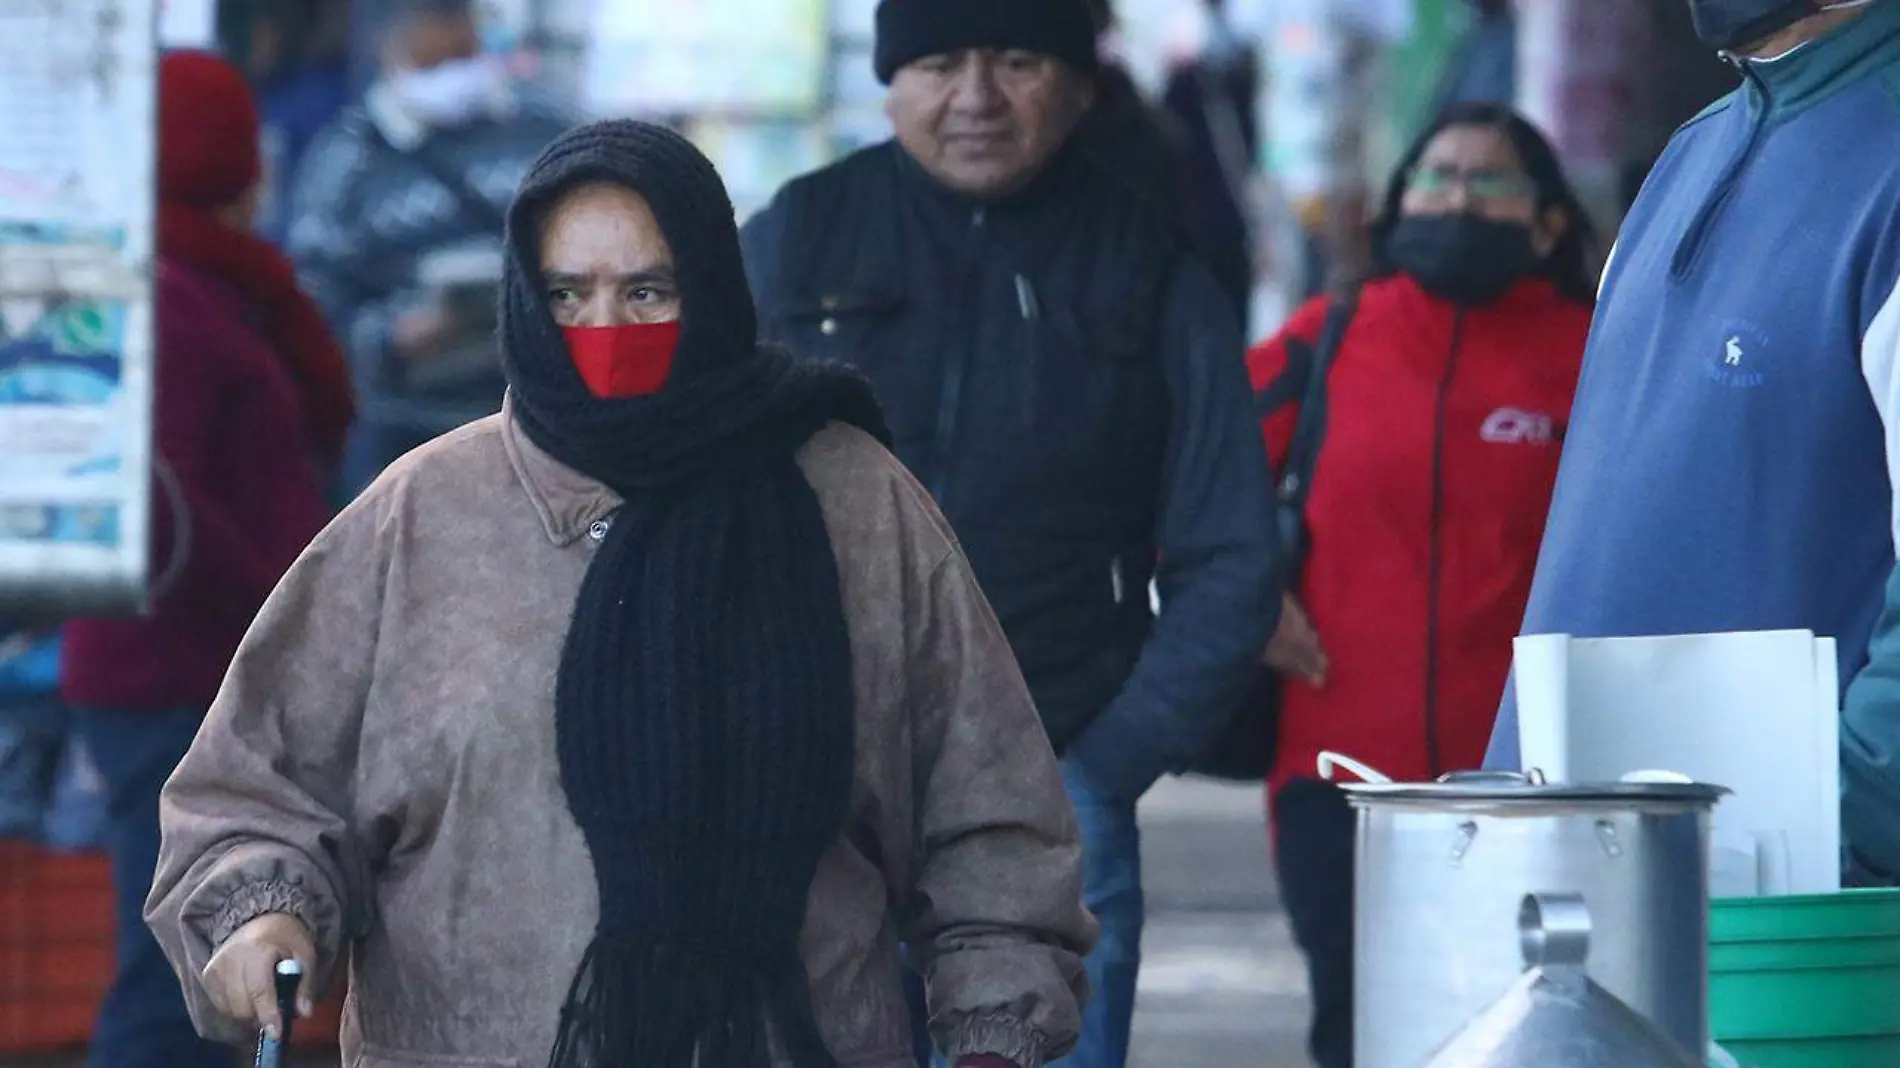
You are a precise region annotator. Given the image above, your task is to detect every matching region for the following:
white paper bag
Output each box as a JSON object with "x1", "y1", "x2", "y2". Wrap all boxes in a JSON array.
[{"x1": 1513, "y1": 630, "x2": 1841, "y2": 895}]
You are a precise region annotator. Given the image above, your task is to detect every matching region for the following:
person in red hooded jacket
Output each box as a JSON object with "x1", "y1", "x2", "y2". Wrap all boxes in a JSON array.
[
  {"x1": 57, "y1": 51, "x2": 351, "y2": 1068},
  {"x1": 1246, "y1": 103, "x2": 1596, "y2": 1068}
]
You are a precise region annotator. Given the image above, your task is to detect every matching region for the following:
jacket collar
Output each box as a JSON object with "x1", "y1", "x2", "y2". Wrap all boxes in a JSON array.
[
  {"x1": 499, "y1": 393, "x2": 621, "y2": 546},
  {"x1": 1382, "y1": 271, "x2": 1578, "y2": 318},
  {"x1": 1747, "y1": 1, "x2": 1900, "y2": 116}
]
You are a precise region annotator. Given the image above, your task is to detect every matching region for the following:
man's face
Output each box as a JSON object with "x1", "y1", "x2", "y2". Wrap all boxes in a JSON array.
[
  {"x1": 388, "y1": 12, "x2": 480, "y2": 73},
  {"x1": 886, "y1": 50, "x2": 1096, "y2": 200}
]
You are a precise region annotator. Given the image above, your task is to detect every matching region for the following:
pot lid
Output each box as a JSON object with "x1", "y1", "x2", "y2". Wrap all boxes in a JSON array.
[
  {"x1": 1317, "y1": 756, "x2": 1727, "y2": 806},
  {"x1": 1339, "y1": 775, "x2": 1727, "y2": 806},
  {"x1": 1421, "y1": 895, "x2": 1704, "y2": 1068}
]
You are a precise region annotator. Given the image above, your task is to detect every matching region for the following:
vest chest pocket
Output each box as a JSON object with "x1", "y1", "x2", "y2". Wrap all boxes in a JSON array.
[
  {"x1": 773, "y1": 285, "x2": 904, "y2": 359},
  {"x1": 1009, "y1": 284, "x2": 1169, "y2": 477}
]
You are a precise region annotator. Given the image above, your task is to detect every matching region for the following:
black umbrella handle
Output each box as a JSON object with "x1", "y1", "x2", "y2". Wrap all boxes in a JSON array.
[{"x1": 252, "y1": 959, "x2": 303, "y2": 1068}]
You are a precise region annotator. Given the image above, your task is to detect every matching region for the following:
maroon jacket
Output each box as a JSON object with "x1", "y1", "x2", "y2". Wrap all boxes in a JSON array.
[{"x1": 61, "y1": 258, "x2": 329, "y2": 710}]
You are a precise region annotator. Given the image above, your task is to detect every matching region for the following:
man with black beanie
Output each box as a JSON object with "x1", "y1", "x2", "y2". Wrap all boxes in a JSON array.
[
  {"x1": 146, "y1": 119, "x2": 1094, "y2": 1068},
  {"x1": 741, "y1": 2, "x2": 1282, "y2": 1065}
]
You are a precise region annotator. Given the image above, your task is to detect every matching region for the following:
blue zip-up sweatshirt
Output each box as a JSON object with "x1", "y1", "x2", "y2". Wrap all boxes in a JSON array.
[{"x1": 1485, "y1": 7, "x2": 1900, "y2": 813}]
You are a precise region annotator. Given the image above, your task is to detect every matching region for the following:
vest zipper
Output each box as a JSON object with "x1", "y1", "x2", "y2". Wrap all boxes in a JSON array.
[
  {"x1": 1017, "y1": 272, "x2": 1041, "y2": 430},
  {"x1": 1671, "y1": 58, "x2": 1772, "y2": 279},
  {"x1": 1425, "y1": 310, "x2": 1466, "y2": 778},
  {"x1": 931, "y1": 207, "x2": 986, "y2": 502}
]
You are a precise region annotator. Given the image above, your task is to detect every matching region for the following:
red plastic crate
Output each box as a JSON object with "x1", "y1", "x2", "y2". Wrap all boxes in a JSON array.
[
  {"x1": 0, "y1": 838, "x2": 341, "y2": 1053},
  {"x1": 0, "y1": 839, "x2": 114, "y2": 1051}
]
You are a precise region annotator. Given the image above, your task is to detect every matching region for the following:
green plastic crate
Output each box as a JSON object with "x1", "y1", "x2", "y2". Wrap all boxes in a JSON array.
[
  {"x1": 1719, "y1": 1035, "x2": 1900, "y2": 1068},
  {"x1": 1710, "y1": 890, "x2": 1900, "y2": 1064},
  {"x1": 1711, "y1": 936, "x2": 1900, "y2": 972},
  {"x1": 1711, "y1": 961, "x2": 1900, "y2": 1039},
  {"x1": 1714, "y1": 890, "x2": 1900, "y2": 944}
]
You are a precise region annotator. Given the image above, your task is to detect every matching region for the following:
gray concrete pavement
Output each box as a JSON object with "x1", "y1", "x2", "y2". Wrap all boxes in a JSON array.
[{"x1": 1132, "y1": 776, "x2": 1316, "y2": 1068}]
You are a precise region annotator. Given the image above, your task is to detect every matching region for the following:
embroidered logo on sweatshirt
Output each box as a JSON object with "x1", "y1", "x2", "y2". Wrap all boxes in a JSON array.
[
  {"x1": 1705, "y1": 320, "x2": 1769, "y2": 389},
  {"x1": 1481, "y1": 408, "x2": 1556, "y2": 446}
]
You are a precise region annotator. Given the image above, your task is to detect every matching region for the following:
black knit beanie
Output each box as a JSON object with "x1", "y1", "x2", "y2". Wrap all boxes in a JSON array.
[{"x1": 873, "y1": 0, "x2": 1099, "y2": 83}]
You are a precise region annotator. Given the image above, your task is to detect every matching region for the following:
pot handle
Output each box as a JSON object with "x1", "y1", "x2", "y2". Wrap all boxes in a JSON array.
[
  {"x1": 1438, "y1": 769, "x2": 1535, "y2": 787},
  {"x1": 1519, "y1": 892, "x2": 1591, "y2": 972},
  {"x1": 1317, "y1": 751, "x2": 1394, "y2": 784}
]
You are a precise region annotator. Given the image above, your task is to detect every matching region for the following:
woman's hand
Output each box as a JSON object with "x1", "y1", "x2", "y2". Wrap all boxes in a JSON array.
[
  {"x1": 1264, "y1": 593, "x2": 1328, "y2": 687},
  {"x1": 200, "y1": 912, "x2": 316, "y2": 1037}
]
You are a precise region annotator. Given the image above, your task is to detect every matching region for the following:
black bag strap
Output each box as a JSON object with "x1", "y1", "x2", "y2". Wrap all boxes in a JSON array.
[{"x1": 1267, "y1": 288, "x2": 1359, "y2": 571}]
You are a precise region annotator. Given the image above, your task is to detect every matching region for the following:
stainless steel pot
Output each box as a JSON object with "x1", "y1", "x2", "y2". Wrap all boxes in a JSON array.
[{"x1": 1318, "y1": 752, "x2": 1725, "y2": 1068}]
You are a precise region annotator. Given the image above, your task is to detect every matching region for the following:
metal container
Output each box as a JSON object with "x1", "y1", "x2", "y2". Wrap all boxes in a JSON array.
[
  {"x1": 1422, "y1": 893, "x2": 1704, "y2": 1068},
  {"x1": 1318, "y1": 752, "x2": 1724, "y2": 1068}
]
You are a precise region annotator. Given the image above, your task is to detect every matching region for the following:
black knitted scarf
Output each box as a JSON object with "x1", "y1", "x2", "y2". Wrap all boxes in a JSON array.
[{"x1": 500, "y1": 120, "x2": 886, "y2": 1068}]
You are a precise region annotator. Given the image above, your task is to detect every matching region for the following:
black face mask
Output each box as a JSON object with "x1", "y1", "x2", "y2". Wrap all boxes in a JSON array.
[
  {"x1": 1384, "y1": 214, "x2": 1540, "y2": 307},
  {"x1": 1688, "y1": 0, "x2": 1819, "y2": 52}
]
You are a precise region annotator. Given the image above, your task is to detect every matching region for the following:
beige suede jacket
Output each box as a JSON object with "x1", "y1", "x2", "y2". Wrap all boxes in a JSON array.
[{"x1": 146, "y1": 405, "x2": 1094, "y2": 1068}]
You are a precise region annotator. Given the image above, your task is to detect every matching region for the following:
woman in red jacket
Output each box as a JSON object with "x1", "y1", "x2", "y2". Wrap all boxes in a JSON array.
[
  {"x1": 1248, "y1": 103, "x2": 1596, "y2": 1068},
  {"x1": 58, "y1": 52, "x2": 351, "y2": 1068}
]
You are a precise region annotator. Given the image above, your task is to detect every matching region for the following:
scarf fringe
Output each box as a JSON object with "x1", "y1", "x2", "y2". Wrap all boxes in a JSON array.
[{"x1": 547, "y1": 934, "x2": 839, "y2": 1068}]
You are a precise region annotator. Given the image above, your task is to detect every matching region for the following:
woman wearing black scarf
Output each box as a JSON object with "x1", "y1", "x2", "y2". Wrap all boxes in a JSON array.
[{"x1": 146, "y1": 120, "x2": 1093, "y2": 1068}]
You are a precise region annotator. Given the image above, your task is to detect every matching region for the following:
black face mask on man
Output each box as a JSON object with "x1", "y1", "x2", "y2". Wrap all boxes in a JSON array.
[
  {"x1": 1384, "y1": 214, "x2": 1540, "y2": 308},
  {"x1": 1687, "y1": 0, "x2": 1863, "y2": 53}
]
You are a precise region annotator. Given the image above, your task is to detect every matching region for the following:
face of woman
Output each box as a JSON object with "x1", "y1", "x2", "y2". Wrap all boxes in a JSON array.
[
  {"x1": 539, "y1": 183, "x2": 683, "y2": 328},
  {"x1": 1400, "y1": 124, "x2": 1566, "y2": 258}
]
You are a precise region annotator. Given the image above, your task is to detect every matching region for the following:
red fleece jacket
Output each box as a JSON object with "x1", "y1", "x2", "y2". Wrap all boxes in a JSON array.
[{"x1": 1249, "y1": 274, "x2": 1589, "y2": 791}]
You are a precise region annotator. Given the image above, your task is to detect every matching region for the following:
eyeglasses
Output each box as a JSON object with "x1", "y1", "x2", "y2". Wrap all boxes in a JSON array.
[{"x1": 1407, "y1": 166, "x2": 1536, "y2": 203}]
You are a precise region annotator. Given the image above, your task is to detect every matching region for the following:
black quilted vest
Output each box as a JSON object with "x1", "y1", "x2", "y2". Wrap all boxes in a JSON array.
[{"x1": 754, "y1": 143, "x2": 1185, "y2": 748}]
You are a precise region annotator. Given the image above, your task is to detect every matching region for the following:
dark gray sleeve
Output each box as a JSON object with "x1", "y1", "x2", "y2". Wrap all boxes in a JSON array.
[
  {"x1": 738, "y1": 198, "x2": 788, "y2": 313},
  {"x1": 1062, "y1": 258, "x2": 1283, "y2": 801},
  {"x1": 1844, "y1": 562, "x2": 1900, "y2": 884},
  {"x1": 285, "y1": 123, "x2": 398, "y2": 388}
]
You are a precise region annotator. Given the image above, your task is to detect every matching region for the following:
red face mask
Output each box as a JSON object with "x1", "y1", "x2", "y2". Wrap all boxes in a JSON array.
[{"x1": 562, "y1": 321, "x2": 682, "y2": 398}]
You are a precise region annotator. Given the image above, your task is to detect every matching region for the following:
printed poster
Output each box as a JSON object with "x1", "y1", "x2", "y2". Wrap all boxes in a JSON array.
[{"x1": 0, "y1": 0, "x2": 155, "y2": 605}]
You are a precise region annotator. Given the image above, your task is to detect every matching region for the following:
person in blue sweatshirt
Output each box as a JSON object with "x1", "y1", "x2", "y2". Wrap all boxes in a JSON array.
[{"x1": 1484, "y1": 0, "x2": 1900, "y2": 881}]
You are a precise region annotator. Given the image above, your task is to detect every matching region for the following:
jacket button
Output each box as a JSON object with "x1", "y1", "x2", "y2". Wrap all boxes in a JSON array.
[
  {"x1": 821, "y1": 295, "x2": 841, "y2": 311},
  {"x1": 587, "y1": 520, "x2": 610, "y2": 541},
  {"x1": 820, "y1": 318, "x2": 839, "y2": 336}
]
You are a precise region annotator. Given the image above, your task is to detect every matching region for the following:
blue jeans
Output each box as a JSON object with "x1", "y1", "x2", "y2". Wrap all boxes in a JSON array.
[
  {"x1": 1051, "y1": 761, "x2": 1143, "y2": 1068},
  {"x1": 75, "y1": 707, "x2": 231, "y2": 1068},
  {"x1": 903, "y1": 762, "x2": 1144, "y2": 1068}
]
